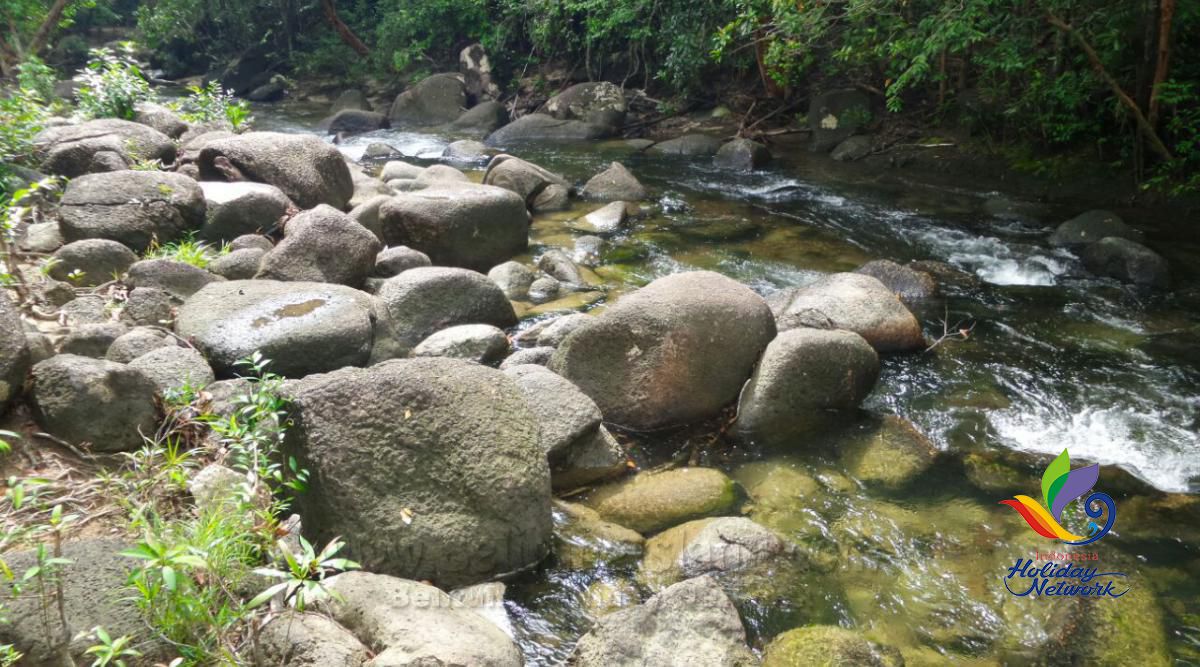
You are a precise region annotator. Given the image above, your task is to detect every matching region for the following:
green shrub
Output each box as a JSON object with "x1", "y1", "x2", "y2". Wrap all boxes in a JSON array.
[
  {"x1": 0, "y1": 89, "x2": 50, "y2": 196},
  {"x1": 15, "y1": 56, "x2": 58, "y2": 102},
  {"x1": 173, "y1": 81, "x2": 252, "y2": 131},
  {"x1": 75, "y1": 42, "x2": 154, "y2": 120}
]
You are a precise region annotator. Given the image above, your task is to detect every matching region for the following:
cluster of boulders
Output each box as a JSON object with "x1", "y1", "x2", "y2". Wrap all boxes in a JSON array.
[
  {"x1": 2, "y1": 56, "x2": 1175, "y2": 666},
  {"x1": 1049, "y1": 209, "x2": 1170, "y2": 287}
]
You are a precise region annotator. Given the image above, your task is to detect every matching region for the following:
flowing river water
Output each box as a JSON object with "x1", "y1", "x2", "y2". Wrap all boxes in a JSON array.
[{"x1": 257, "y1": 101, "x2": 1200, "y2": 665}]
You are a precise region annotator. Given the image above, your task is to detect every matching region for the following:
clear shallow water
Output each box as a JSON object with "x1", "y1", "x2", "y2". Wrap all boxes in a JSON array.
[{"x1": 258, "y1": 101, "x2": 1200, "y2": 664}]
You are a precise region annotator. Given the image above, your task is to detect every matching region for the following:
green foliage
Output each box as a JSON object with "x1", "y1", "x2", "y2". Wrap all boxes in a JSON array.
[
  {"x1": 16, "y1": 56, "x2": 58, "y2": 102},
  {"x1": 81, "y1": 626, "x2": 141, "y2": 667},
  {"x1": 173, "y1": 81, "x2": 252, "y2": 131},
  {"x1": 1145, "y1": 80, "x2": 1200, "y2": 195},
  {"x1": 143, "y1": 234, "x2": 228, "y2": 269},
  {"x1": 75, "y1": 42, "x2": 153, "y2": 120},
  {"x1": 248, "y1": 536, "x2": 358, "y2": 612},
  {"x1": 0, "y1": 89, "x2": 50, "y2": 195}
]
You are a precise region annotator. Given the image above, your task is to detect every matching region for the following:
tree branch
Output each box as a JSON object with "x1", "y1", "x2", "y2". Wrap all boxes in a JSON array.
[{"x1": 319, "y1": 0, "x2": 370, "y2": 58}]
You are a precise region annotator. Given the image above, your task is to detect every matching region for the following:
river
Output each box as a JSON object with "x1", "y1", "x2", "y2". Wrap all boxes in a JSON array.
[{"x1": 256, "y1": 100, "x2": 1200, "y2": 665}]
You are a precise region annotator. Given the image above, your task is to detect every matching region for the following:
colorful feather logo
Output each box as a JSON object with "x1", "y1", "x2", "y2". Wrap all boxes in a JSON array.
[{"x1": 1000, "y1": 449, "x2": 1115, "y2": 545}]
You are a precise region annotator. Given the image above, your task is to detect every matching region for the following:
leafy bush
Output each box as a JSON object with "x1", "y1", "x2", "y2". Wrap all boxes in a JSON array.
[
  {"x1": 0, "y1": 89, "x2": 50, "y2": 195},
  {"x1": 15, "y1": 56, "x2": 58, "y2": 102},
  {"x1": 144, "y1": 234, "x2": 228, "y2": 269},
  {"x1": 75, "y1": 42, "x2": 154, "y2": 120},
  {"x1": 173, "y1": 81, "x2": 252, "y2": 131}
]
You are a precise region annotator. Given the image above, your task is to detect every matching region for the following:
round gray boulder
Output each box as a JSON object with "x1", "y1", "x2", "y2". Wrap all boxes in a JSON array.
[
  {"x1": 482, "y1": 154, "x2": 572, "y2": 212},
  {"x1": 176, "y1": 280, "x2": 376, "y2": 378},
  {"x1": 284, "y1": 358, "x2": 551, "y2": 587},
  {"x1": 485, "y1": 113, "x2": 611, "y2": 146},
  {"x1": 30, "y1": 354, "x2": 159, "y2": 452},
  {"x1": 48, "y1": 239, "x2": 137, "y2": 286},
  {"x1": 256, "y1": 205, "x2": 381, "y2": 287},
  {"x1": 648, "y1": 134, "x2": 723, "y2": 157},
  {"x1": 59, "y1": 171, "x2": 205, "y2": 252},
  {"x1": 375, "y1": 267, "x2": 517, "y2": 356},
  {"x1": 128, "y1": 345, "x2": 215, "y2": 394},
  {"x1": 1049, "y1": 210, "x2": 1141, "y2": 248},
  {"x1": 581, "y1": 162, "x2": 646, "y2": 201},
  {"x1": 542, "y1": 81, "x2": 626, "y2": 132},
  {"x1": 550, "y1": 271, "x2": 776, "y2": 430},
  {"x1": 411, "y1": 323, "x2": 509, "y2": 364},
  {"x1": 855, "y1": 259, "x2": 938, "y2": 304},
  {"x1": 388, "y1": 73, "x2": 466, "y2": 127},
  {"x1": 197, "y1": 132, "x2": 355, "y2": 209},
  {"x1": 197, "y1": 181, "x2": 291, "y2": 242},
  {"x1": 34, "y1": 119, "x2": 176, "y2": 178},
  {"x1": 1081, "y1": 236, "x2": 1170, "y2": 288},
  {"x1": 772, "y1": 273, "x2": 925, "y2": 352},
  {"x1": 207, "y1": 247, "x2": 265, "y2": 280},
  {"x1": 375, "y1": 245, "x2": 432, "y2": 277},
  {"x1": 106, "y1": 326, "x2": 173, "y2": 363},
  {"x1": 126, "y1": 258, "x2": 221, "y2": 301},
  {"x1": 733, "y1": 328, "x2": 880, "y2": 444},
  {"x1": 714, "y1": 138, "x2": 771, "y2": 171},
  {"x1": 378, "y1": 183, "x2": 530, "y2": 271}
]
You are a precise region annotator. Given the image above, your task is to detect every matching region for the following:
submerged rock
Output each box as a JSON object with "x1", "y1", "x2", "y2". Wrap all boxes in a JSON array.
[
  {"x1": 772, "y1": 273, "x2": 925, "y2": 352},
  {"x1": 176, "y1": 280, "x2": 376, "y2": 378},
  {"x1": 763, "y1": 625, "x2": 902, "y2": 667},
  {"x1": 640, "y1": 516, "x2": 793, "y2": 588},
  {"x1": 285, "y1": 358, "x2": 551, "y2": 587},
  {"x1": 570, "y1": 575, "x2": 758, "y2": 666},
  {"x1": 855, "y1": 258, "x2": 938, "y2": 303},
  {"x1": 836, "y1": 415, "x2": 938, "y2": 489},
  {"x1": 553, "y1": 500, "x2": 645, "y2": 569},
  {"x1": 550, "y1": 271, "x2": 775, "y2": 430},
  {"x1": 582, "y1": 467, "x2": 743, "y2": 535}
]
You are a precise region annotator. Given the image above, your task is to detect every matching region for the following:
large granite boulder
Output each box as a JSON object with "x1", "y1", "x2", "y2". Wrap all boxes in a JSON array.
[
  {"x1": 33, "y1": 119, "x2": 176, "y2": 177},
  {"x1": 197, "y1": 132, "x2": 355, "y2": 209},
  {"x1": 771, "y1": 273, "x2": 925, "y2": 352},
  {"x1": 541, "y1": 81, "x2": 626, "y2": 134},
  {"x1": 378, "y1": 183, "x2": 530, "y2": 271},
  {"x1": 197, "y1": 181, "x2": 291, "y2": 242},
  {"x1": 1081, "y1": 236, "x2": 1170, "y2": 288},
  {"x1": 58, "y1": 171, "x2": 205, "y2": 251},
  {"x1": 256, "y1": 205, "x2": 381, "y2": 287},
  {"x1": 48, "y1": 239, "x2": 138, "y2": 286},
  {"x1": 374, "y1": 266, "x2": 517, "y2": 357},
  {"x1": 176, "y1": 280, "x2": 376, "y2": 378},
  {"x1": 550, "y1": 271, "x2": 775, "y2": 430},
  {"x1": 389, "y1": 73, "x2": 467, "y2": 127},
  {"x1": 254, "y1": 612, "x2": 369, "y2": 667},
  {"x1": 482, "y1": 154, "x2": 572, "y2": 212},
  {"x1": 1049, "y1": 210, "x2": 1141, "y2": 248},
  {"x1": 733, "y1": 328, "x2": 880, "y2": 444},
  {"x1": 807, "y1": 89, "x2": 872, "y2": 152},
  {"x1": 30, "y1": 355, "x2": 159, "y2": 452},
  {"x1": 284, "y1": 358, "x2": 551, "y2": 587},
  {"x1": 580, "y1": 162, "x2": 646, "y2": 201}
]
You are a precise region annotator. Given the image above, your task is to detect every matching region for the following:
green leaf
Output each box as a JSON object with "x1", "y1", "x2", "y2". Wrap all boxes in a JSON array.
[
  {"x1": 161, "y1": 565, "x2": 177, "y2": 591},
  {"x1": 1042, "y1": 449, "x2": 1070, "y2": 509},
  {"x1": 247, "y1": 581, "x2": 289, "y2": 609}
]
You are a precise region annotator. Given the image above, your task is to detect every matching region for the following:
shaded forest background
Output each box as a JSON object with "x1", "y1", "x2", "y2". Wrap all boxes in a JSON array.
[{"x1": 3, "y1": 0, "x2": 1199, "y2": 192}]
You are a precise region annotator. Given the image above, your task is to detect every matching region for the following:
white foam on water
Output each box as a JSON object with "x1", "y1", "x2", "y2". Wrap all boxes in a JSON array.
[
  {"x1": 332, "y1": 130, "x2": 449, "y2": 161},
  {"x1": 989, "y1": 402, "x2": 1200, "y2": 492},
  {"x1": 911, "y1": 227, "x2": 1072, "y2": 286}
]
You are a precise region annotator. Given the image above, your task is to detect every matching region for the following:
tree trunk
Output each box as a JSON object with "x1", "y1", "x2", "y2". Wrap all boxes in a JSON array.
[
  {"x1": 1047, "y1": 13, "x2": 1173, "y2": 162},
  {"x1": 27, "y1": 0, "x2": 71, "y2": 59},
  {"x1": 319, "y1": 0, "x2": 370, "y2": 58},
  {"x1": 1147, "y1": 0, "x2": 1176, "y2": 125}
]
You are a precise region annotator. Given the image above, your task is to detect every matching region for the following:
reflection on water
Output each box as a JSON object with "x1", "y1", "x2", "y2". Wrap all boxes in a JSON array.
[{"x1": 257, "y1": 100, "x2": 1200, "y2": 664}]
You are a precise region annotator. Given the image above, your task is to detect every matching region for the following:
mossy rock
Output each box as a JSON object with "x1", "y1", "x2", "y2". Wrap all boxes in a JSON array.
[
  {"x1": 763, "y1": 625, "x2": 903, "y2": 667},
  {"x1": 1071, "y1": 580, "x2": 1171, "y2": 666},
  {"x1": 581, "y1": 578, "x2": 641, "y2": 619},
  {"x1": 638, "y1": 516, "x2": 794, "y2": 589},
  {"x1": 552, "y1": 499, "x2": 645, "y2": 569},
  {"x1": 581, "y1": 467, "x2": 745, "y2": 534},
  {"x1": 838, "y1": 415, "x2": 937, "y2": 490},
  {"x1": 962, "y1": 450, "x2": 1028, "y2": 494}
]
